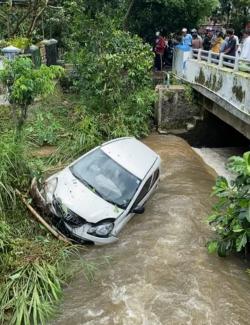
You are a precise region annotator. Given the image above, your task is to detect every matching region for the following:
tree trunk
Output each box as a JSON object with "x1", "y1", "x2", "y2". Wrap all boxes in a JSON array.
[{"x1": 124, "y1": 0, "x2": 135, "y2": 30}]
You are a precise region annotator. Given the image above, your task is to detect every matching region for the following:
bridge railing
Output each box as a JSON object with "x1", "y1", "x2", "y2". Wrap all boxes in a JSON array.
[{"x1": 192, "y1": 49, "x2": 250, "y2": 72}]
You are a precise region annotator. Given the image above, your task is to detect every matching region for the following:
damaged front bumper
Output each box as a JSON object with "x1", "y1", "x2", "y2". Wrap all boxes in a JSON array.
[{"x1": 30, "y1": 178, "x2": 118, "y2": 245}]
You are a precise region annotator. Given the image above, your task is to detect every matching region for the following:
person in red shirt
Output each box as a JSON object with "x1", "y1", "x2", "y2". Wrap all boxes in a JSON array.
[{"x1": 154, "y1": 31, "x2": 166, "y2": 71}]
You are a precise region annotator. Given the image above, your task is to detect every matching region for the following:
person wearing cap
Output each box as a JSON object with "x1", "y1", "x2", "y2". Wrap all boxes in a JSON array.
[
  {"x1": 203, "y1": 27, "x2": 213, "y2": 51},
  {"x1": 191, "y1": 28, "x2": 202, "y2": 40},
  {"x1": 181, "y1": 28, "x2": 192, "y2": 47},
  {"x1": 191, "y1": 29, "x2": 203, "y2": 49}
]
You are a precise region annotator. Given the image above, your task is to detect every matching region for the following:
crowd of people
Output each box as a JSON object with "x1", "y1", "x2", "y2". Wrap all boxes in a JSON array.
[{"x1": 154, "y1": 27, "x2": 250, "y2": 71}]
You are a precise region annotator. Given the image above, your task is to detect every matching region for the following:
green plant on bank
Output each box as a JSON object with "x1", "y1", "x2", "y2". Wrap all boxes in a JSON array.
[
  {"x1": 0, "y1": 57, "x2": 63, "y2": 132},
  {"x1": 65, "y1": 11, "x2": 155, "y2": 121},
  {"x1": 8, "y1": 37, "x2": 31, "y2": 50},
  {"x1": 0, "y1": 235, "x2": 72, "y2": 325},
  {"x1": 25, "y1": 112, "x2": 63, "y2": 146},
  {"x1": 207, "y1": 151, "x2": 250, "y2": 257},
  {"x1": 0, "y1": 134, "x2": 30, "y2": 212},
  {"x1": 184, "y1": 84, "x2": 194, "y2": 105}
]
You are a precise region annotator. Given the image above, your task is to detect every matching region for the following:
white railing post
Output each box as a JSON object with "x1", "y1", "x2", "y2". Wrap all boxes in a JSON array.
[
  {"x1": 208, "y1": 51, "x2": 212, "y2": 63},
  {"x1": 219, "y1": 53, "x2": 224, "y2": 68},
  {"x1": 192, "y1": 49, "x2": 195, "y2": 59},
  {"x1": 234, "y1": 56, "x2": 239, "y2": 72},
  {"x1": 198, "y1": 49, "x2": 201, "y2": 61}
]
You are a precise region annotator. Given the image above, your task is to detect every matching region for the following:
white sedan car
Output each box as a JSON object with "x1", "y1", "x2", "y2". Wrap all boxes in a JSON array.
[{"x1": 35, "y1": 137, "x2": 161, "y2": 245}]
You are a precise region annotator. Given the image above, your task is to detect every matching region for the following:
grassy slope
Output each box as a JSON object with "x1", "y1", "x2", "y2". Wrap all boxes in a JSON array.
[
  {"x1": 0, "y1": 89, "x2": 102, "y2": 325},
  {"x1": 0, "y1": 84, "x2": 153, "y2": 324}
]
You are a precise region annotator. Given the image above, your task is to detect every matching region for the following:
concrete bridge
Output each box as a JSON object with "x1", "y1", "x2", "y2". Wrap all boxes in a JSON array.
[{"x1": 172, "y1": 48, "x2": 250, "y2": 139}]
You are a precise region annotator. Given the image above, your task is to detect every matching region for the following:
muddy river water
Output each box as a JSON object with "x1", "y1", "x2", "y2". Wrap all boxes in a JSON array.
[{"x1": 53, "y1": 134, "x2": 250, "y2": 325}]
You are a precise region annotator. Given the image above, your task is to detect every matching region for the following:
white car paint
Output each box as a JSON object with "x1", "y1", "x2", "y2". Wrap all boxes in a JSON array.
[
  {"x1": 47, "y1": 168, "x2": 123, "y2": 224},
  {"x1": 101, "y1": 137, "x2": 158, "y2": 179},
  {"x1": 41, "y1": 137, "x2": 161, "y2": 245}
]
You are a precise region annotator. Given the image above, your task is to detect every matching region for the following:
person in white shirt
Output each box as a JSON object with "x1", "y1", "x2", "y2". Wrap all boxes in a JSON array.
[{"x1": 240, "y1": 29, "x2": 250, "y2": 60}]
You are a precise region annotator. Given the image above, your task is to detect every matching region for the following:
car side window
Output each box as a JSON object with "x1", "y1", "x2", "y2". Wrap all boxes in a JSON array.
[{"x1": 132, "y1": 176, "x2": 152, "y2": 208}]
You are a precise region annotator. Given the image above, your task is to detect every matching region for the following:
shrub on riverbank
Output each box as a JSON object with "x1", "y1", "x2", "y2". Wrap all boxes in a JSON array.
[{"x1": 207, "y1": 151, "x2": 250, "y2": 257}]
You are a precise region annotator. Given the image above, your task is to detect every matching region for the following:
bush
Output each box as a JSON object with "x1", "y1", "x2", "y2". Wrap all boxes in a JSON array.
[
  {"x1": 66, "y1": 13, "x2": 155, "y2": 134},
  {"x1": 0, "y1": 58, "x2": 63, "y2": 130},
  {"x1": 207, "y1": 152, "x2": 250, "y2": 257},
  {"x1": 0, "y1": 134, "x2": 30, "y2": 212},
  {"x1": 0, "y1": 237, "x2": 74, "y2": 325},
  {"x1": 8, "y1": 38, "x2": 31, "y2": 51}
]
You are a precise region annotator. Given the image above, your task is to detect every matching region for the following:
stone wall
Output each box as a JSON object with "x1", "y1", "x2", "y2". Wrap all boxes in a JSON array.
[{"x1": 155, "y1": 84, "x2": 201, "y2": 133}]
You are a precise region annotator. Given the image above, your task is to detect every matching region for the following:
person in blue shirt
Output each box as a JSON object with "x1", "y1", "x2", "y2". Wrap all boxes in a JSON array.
[{"x1": 181, "y1": 28, "x2": 192, "y2": 47}]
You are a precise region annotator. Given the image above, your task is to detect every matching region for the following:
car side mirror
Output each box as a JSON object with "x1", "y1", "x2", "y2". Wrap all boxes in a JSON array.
[{"x1": 132, "y1": 206, "x2": 145, "y2": 214}]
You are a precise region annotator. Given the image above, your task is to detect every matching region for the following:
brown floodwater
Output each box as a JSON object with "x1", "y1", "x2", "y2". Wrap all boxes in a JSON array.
[{"x1": 52, "y1": 134, "x2": 250, "y2": 325}]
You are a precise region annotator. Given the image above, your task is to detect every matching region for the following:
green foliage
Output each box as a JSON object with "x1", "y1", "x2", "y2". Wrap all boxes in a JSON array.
[
  {"x1": 207, "y1": 152, "x2": 250, "y2": 257},
  {"x1": 25, "y1": 112, "x2": 63, "y2": 146},
  {"x1": 0, "y1": 237, "x2": 74, "y2": 325},
  {"x1": 0, "y1": 0, "x2": 49, "y2": 39},
  {"x1": 213, "y1": 0, "x2": 250, "y2": 34},
  {"x1": 8, "y1": 37, "x2": 31, "y2": 50},
  {"x1": 0, "y1": 134, "x2": 30, "y2": 212},
  {"x1": 0, "y1": 99, "x2": 100, "y2": 325},
  {"x1": 125, "y1": 0, "x2": 219, "y2": 42},
  {"x1": 64, "y1": 10, "x2": 155, "y2": 139},
  {"x1": 0, "y1": 58, "x2": 63, "y2": 129}
]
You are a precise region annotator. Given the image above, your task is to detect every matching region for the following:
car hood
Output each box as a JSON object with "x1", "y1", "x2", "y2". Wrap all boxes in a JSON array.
[{"x1": 53, "y1": 168, "x2": 124, "y2": 223}]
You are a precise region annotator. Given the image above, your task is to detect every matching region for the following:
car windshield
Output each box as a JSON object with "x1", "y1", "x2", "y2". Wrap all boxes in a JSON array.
[{"x1": 70, "y1": 148, "x2": 141, "y2": 209}]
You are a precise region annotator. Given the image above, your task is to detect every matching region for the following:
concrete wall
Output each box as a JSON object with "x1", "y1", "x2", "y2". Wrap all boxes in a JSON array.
[
  {"x1": 173, "y1": 49, "x2": 250, "y2": 139},
  {"x1": 184, "y1": 59, "x2": 250, "y2": 115},
  {"x1": 155, "y1": 84, "x2": 201, "y2": 133}
]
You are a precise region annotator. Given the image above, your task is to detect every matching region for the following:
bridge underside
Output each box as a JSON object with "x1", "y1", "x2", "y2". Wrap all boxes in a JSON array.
[
  {"x1": 173, "y1": 49, "x2": 250, "y2": 140},
  {"x1": 193, "y1": 84, "x2": 250, "y2": 140}
]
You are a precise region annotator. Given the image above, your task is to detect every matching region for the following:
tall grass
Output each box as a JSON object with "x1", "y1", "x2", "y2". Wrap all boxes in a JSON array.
[
  {"x1": 0, "y1": 237, "x2": 78, "y2": 325},
  {"x1": 0, "y1": 263, "x2": 63, "y2": 325},
  {"x1": 0, "y1": 134, "x2": 30, "y2": 212},
  {"x1": 0, "y1": 85, "x2": 154, "y2": 324}
]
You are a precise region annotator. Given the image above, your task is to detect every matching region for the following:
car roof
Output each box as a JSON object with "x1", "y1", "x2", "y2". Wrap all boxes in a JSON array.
[{"x1": 101, "y1": 137, "x2": 158, "y2": 179}]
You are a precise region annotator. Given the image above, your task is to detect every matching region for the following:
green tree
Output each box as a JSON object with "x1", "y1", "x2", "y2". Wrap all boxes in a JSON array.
[
  {"x1": 0, "y1": 57, "x2": 63, "y2": 131},
  {"x1": 207, "y1": 152, "x2": 250, "y2": 257},
  {"x1": 213, "y1": 0, "x2": 250, "y2": 34},
  {"x1": 0, "y1": 0, "x2": 50, "y2": 38},
  {"x1": 62, "y1": 7, "x2": 155, "y2": 136},
  {"x1": 124, "y1": 0, "x2": 219, "y2": 42}
]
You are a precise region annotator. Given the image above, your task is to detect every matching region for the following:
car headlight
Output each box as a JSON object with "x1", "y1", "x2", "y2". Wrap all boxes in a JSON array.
[{"x1": 87, "y1": 222, "x2": 114, "y2": 237}]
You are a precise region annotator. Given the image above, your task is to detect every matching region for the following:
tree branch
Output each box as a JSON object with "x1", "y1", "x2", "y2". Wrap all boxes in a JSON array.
[
  {"x1": 16, "y1": 188, "x2": 71, "y2": 244},
  {"x1": 124, "y1": 0, "x2": 135, "y2": 29},
  {"x1": 26, "y1": 1, "x2": 48, "y2": 37}
]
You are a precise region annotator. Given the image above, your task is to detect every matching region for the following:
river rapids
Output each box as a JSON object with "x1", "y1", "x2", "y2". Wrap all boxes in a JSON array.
[{"x1": 52, "y1": 134, "x2": 250, "y2": 325}]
